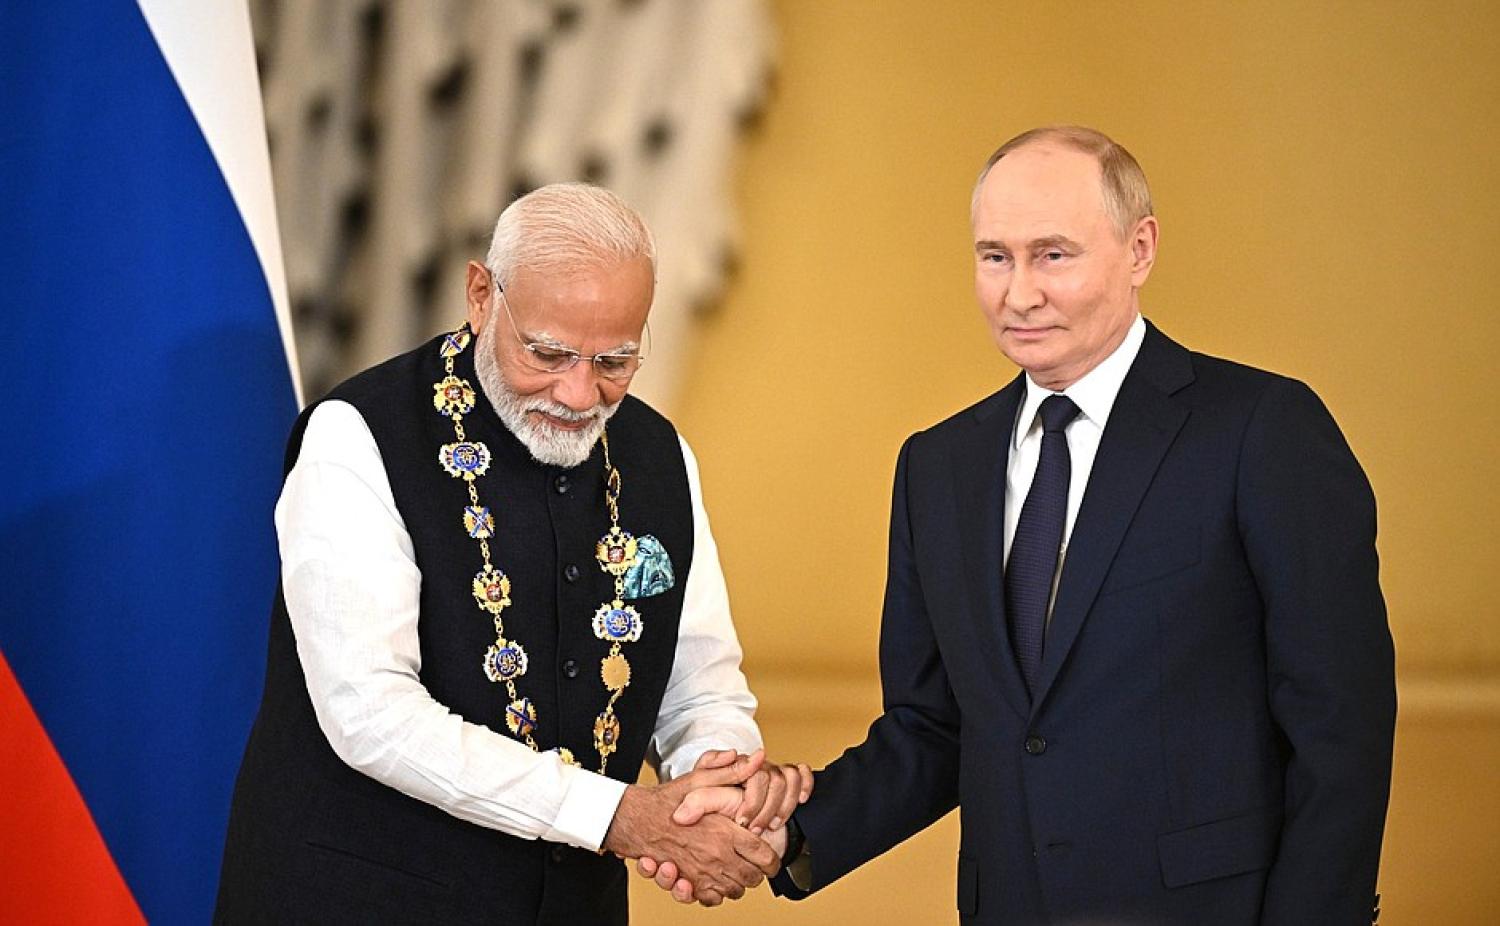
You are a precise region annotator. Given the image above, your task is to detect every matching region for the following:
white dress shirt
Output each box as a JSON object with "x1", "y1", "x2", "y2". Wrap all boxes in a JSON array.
[
  {"x1": 276, "y1": 399, "x2": 763, "y2": 854},
  {"x1": 1003, "y1": 314, "x2": 1147, "y2": 580}
]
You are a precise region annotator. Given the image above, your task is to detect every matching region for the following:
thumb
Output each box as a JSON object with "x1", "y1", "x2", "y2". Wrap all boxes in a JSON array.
[{"x1": 672, "y1": 785, "x2": 746, "y2": 825}]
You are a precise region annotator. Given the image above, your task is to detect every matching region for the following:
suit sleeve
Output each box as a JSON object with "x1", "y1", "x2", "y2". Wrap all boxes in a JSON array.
[
  {"x1": 776, "y1": 435, "x2": 962, "y2": 898},
  {"x1": 1237, "y1": 379, "x2": 1395, "y2": 924}
]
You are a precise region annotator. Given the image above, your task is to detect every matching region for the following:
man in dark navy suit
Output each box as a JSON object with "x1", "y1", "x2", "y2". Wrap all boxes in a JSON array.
[{"x1": 648, "y1": 126, "x2": 1394, "y2": 923}]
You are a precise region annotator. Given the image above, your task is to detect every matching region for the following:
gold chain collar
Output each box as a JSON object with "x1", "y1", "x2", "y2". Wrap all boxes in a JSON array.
[{"x1": 433, "y1": 324, "x2": 643, "y2": 774}]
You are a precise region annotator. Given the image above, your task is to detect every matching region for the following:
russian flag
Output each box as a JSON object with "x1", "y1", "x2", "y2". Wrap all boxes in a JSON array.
[{"x1": 0, "y1": 2, "x2": 298, "y2": 922}]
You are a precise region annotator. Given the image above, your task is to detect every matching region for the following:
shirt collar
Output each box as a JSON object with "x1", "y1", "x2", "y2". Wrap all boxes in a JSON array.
[{"x1": 1013, "y1": 314, "x2": 1147, "y2": 450}]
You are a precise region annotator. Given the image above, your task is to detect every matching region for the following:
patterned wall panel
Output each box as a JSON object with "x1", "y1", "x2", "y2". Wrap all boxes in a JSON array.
[{"x1": 252, "y1": 0, "x2": 774, "y2": 405}]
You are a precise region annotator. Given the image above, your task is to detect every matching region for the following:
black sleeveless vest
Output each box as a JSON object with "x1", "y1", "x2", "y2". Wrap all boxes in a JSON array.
[{"x1": 217, "y1": 334, "x2": 693, "y2": 925}]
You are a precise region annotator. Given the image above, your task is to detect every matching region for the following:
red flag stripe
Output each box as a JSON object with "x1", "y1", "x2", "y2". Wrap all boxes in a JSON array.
[{"x1": 0, "y1": 650, "x2": 145, "y2": 924}]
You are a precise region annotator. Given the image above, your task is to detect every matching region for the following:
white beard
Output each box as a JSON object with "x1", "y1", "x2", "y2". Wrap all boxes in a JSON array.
[{"x1": 473, "y1": 320, "x2": 620, "y2": 469}]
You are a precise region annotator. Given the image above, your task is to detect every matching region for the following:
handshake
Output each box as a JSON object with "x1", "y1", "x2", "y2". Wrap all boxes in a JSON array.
[{"x1": 601, "y1": 748, "x2": 813, "y2": 906}]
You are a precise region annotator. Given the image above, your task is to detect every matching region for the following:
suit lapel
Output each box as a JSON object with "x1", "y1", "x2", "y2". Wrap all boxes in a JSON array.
[
  {"x1": 950, "y1": 374, "x2": 1031, "y2": 721},
  {"x1": 1030, "y1": 324, "x2": 1195, "y2": 712}
]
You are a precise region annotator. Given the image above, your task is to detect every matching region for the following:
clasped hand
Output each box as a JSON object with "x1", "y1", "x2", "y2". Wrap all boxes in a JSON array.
[{"x1": 602, "y1": 748, "x2": 812, "y2": 906}]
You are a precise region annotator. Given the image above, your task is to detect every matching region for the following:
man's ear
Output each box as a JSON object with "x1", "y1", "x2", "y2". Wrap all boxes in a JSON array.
[
  {"x1": 466, "y1": 261, "x2": 494, "y2": 334},
  {"x1": 1129, "y1": 215, "x2": 1159, "y2": 287}
]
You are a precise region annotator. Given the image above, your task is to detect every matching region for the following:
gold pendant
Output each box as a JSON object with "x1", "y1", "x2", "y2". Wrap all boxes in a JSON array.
[
  {"x1": 592, "y1": 601, "x2": 643, "y2": 643},
  {"x1": 439, "y1": 328, "x2": 472, "y2": 357},
  {"x1": 506, "y1": 698, "x2": 537, "y2": 737},
  {"x1": 463, "y1": 505, "x2": 494, "y2": 539},
  {"x1": 593, "y1": 711, "x2": 621, "y2": 757},
  {"x1": 484, "y1": 639, "x2": 528, "y2": 683},
  {"x1": 595, "y1": 526, "x2": 639, "y2": 576},
  {"x1": 601, "y1": 652, "x2": 632, "y2": 692},
  {"x1": 439, "y1": 441, "x2": 491, "y2": 480},
  {"x1": 471, "y1": 565, "x2": 511, "y2": 613},
  {"x1": 433, "y1": 375, "x2": 476, "y2": 417}
]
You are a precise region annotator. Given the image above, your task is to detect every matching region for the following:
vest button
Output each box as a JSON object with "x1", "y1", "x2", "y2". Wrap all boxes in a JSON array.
[
  {"x1": 1024, "y1": 734, "x2": 1047, "y2": 756},
  {"x1": 550, "y1": 845, "x2": 567, "y2": 864},
  {"x1": 563, "y1": 659, "x2": 580, "y2": 679},
  {"x1": 564, "y1": 563, "x2": 581, "y2": 583},
  {"x1": 554, "y1": 474, "x2": 570, "y2": 494}
]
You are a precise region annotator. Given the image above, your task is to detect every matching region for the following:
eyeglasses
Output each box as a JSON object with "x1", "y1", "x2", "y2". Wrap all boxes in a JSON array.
[{"x1": 496, "y1": 285, "x2": 649, "y2": 382}]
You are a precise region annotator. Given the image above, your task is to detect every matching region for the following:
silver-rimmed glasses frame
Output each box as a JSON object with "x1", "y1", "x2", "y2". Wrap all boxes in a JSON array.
[{"x1": 496, "y1": 285, "x2": 649, "y2": 382}]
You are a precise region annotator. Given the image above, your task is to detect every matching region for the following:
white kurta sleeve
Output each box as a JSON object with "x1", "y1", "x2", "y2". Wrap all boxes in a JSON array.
[
  {"x1": 277, "y1": 400, "x2": 625, "y2": 851},
  {"x1": 648, "y1": 435, "x2": 763, "y2": 781}
]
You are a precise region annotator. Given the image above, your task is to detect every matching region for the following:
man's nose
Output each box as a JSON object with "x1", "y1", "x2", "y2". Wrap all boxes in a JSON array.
[
  {"x1": 550, "y1": 360, "x2": 602, "y2": 412},
  {"x1": 1004, "y1": 262, "x2": 1045, "y2": 312}
]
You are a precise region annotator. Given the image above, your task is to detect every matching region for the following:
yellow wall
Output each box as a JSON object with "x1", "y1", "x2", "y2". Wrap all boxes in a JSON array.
[{"x1": 637, "y1": 1, "x2": 1500, "y2": 922}]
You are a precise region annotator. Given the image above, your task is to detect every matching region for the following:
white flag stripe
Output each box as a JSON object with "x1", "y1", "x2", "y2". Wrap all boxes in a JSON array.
[{"x1": 136, "y1": 0, "x2": 303, "y2": 406}]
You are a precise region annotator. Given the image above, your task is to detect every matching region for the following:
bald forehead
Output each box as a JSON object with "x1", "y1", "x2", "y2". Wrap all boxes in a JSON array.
[
  {"x1": 992, "y1": 140, "x2": 1100, "y2": 178},
  {"x1": 972, "y1": 144, "x2": 1116, "y2": 243},
  {"x1": 983, "y1": 142, "x2": 1104, "y2": 206}
]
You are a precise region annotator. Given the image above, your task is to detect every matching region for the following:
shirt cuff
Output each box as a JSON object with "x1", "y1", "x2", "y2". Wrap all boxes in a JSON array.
[
  {"x1": 788, "y1": 850, "x2": 814, "y2": 891},
  {"x1": 542, "y1": 765, "x2": 629, "y2": 852}
]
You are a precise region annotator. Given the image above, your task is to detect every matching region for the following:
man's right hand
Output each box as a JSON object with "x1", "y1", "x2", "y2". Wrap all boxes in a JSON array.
[
  {"x1": 635, "y1": 750, "x2": 810, "y2": 904},
  {"x1": 601, "y1": 749, "x2": 780, "y2": 905}
]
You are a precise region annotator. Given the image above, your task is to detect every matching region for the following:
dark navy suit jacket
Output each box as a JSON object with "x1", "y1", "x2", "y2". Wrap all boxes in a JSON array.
[{"x1": 777, "y1": 323, "x2": 1394, "y2": 925}]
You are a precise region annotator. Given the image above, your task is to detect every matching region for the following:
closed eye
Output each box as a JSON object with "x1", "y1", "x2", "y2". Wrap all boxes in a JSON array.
[
  {"x1": 529, "y1": 345, "x2": 577, "y2": 363},
  {"x1": 595, "y1": 354, "x2": 636, "y2": 373}
]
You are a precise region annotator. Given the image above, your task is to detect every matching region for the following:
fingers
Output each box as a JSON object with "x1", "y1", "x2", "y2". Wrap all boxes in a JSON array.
[
  {"x1": 637, "y1": 856, "x2": 694, "y2": 908},
  {"x1": 655, "y1": 861, "x2": 680, "y2": 894},
  {"x1": 672, "y1": 785, "x2": 745, "y2": 826},
  {"x1": 735, "y1": 828, "x2": 782, "y2": 879},
  {"x1": 736, "y1": 768, "x2": 769, "y2": 828},
  {"x1": 732, "y1": 748, "x2": 766, "y2": 784},
  {"x1": 662, "y1": 813, "x2": 770, "y2": 904},
  {"x1": 638, "y1": 855, "x2": 699, "y2": 907},
  {"x1": 636, "y1": 856, "x2": 683, "y2": 900},
  {"x1": 695, "y1": 887, "x2": 724, "y2": 907},
  {"x1": 765, "y1": 762, "x2": 815, "y2": 833},
  {"x1": 674, "y1": 748, "x2": 764, "y2": 795},
  {"x1": 770, "y1": 765, "x2": 805, "y2": 830},
  {"x1": 748, "y1": 767, "x2": 788, "y2": 834},
  {"x1": 691, "y1": 748, "x2": 740, "y2": 772},
  {"x1": 797, "y1": 763, "x2": 814, "y2": 802},
  {"x1": 672, "y1": 758, "x2": 813, "y2": 833},
  {"x1": 717, "y1": 838, "x2": 769, "y2": 890},
  {"x1": 720, "y1": 747, "x2": 765, "y2": 786},
  {"x1": 696, "y1": 876, "x2": 747, "y2": 905}
]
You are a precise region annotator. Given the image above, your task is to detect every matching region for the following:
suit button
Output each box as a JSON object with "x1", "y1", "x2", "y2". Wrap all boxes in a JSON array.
[
  {"x1": 550, "y1": 845, "x2": 566, "y2": 864},
  {"x1": 564, "y1": 563, "x2": 581, "y2": 582},
  {"x1": 1024, "y1": 734, "x2": 1047, "y2": 755},
  {"x1": 563, "y1": 659, "x2": 579, "y2": 679},
  {"x1": 554, "y1": 474, "x2": 570, "y2": 495}
]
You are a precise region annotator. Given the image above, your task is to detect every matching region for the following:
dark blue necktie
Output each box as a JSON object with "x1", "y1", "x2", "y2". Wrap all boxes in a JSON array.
[{"x1": 1005, "y1": 394, "x2": 1080, "y2": 696}]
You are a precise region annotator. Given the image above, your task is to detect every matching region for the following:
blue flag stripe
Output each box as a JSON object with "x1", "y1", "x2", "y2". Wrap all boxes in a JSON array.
[{"x1": 0, "y1": 3, "x2": 296, "y2": 922}]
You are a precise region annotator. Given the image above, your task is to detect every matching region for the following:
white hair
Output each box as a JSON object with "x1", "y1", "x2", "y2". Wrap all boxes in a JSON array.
[{"x1": 485, "y1": 182, "x2": 657, "y2": 289}]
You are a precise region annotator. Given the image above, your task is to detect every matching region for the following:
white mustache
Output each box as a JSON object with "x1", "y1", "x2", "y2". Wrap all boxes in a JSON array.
[{"x1": 522, "y1": 400, "x2": 601, "y2": 423}]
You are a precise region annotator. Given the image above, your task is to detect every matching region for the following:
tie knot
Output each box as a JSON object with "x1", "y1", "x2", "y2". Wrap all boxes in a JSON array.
[{"x1": 1038, "y1": 394, "x2": 1080, "y2": 434}]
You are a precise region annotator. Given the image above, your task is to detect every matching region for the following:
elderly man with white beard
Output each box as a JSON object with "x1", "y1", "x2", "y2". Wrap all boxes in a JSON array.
[{"x1": 216, "y1": 183, "x2": 809, "y2": 925}]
